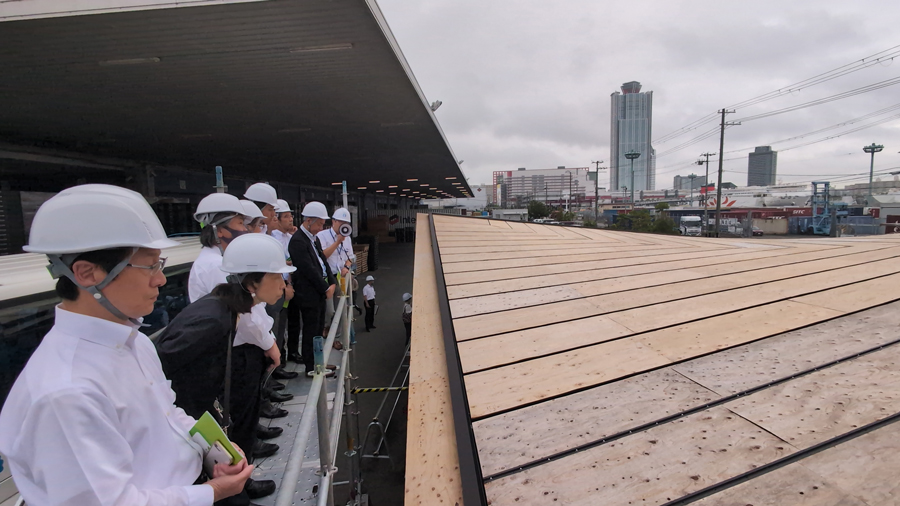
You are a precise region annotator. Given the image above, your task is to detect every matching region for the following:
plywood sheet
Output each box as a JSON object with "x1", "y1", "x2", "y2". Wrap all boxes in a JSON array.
[
  {"x1": 457, "y1": 314, "x2": 633, "y2": 373},
  {"x1": 800, "y1": 420, "x2": 900, "y2": 506},
  {"x1": 691, "y1": 462, "x2": 867, "y2": 506},
  {"x1": 674, "y1": 301, "x2": 900, "y2": 396},
  {"x1": 638, "y1": 301, "x2": 844, "y2": 363},
  {"x1": 464, "y1": 338, "x2": 671, "y2": 419},
  {"x1": 473, "y1": 369, "x2": 719, "y2": 477},
  {"x1": 725, "y1": 345, "x2": 900, "y2": 449},
  {"x1": 445, "y1": 244, "x2": 833, "y2": 299},
  {"x1": 484, "y1": 407, "x2": 796, "y2": 506},
  {"x1": 792, "y1": 271, "x2": 900, "y2": 313},
  {"x1": 404, "y1": 218, "x2": 464, "y2": 506}
]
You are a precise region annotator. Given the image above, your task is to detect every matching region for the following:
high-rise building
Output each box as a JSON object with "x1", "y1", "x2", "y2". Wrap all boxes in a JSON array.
[
  {"x1": 610, "y1": 81, "x2": 656, "y2": 194},
  {"x1": 673, "y1": 174, "x2": 708, "y2": 191},
  {"x1": 747, "y1": 146, "x2": 777, "y2": 186}
]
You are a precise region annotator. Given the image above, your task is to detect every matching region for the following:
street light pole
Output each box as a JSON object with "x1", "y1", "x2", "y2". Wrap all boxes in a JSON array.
[
  {"x1": 592, "y1": 160, "x2": 605, "y2": 221},
  {"x1": 863, "y1": 143, "x2": 884, "y2": 205},
  {"x1": 697, "y1": 152, "x2": 715, "y2": 236},
  {"x1": 625, "y1": 150, "x2": 641, "y2": 206}
]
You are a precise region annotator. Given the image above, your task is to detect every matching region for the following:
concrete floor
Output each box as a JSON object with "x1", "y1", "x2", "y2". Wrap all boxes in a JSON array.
[{"x1": 336, "y1": 241, "x2": 413, "y2": 505}]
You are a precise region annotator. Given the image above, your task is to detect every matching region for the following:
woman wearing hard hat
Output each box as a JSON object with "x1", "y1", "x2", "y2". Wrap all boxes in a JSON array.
[
  {"x1": 156, "y1": 234, "x2": 296, "y2": 505},
  {"x1": 0, "y1": 184, "x2": 252, "y2": 505},
  {"x1": 242, "y1": 183, "x2": 278, "y2": 234}
]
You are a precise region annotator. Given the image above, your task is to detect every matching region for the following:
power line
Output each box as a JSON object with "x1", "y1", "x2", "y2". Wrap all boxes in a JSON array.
[{"x1": 652, "y1": 43, "x2": 900, "y2": 145}]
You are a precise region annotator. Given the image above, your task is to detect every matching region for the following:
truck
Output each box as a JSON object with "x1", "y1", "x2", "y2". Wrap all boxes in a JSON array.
[{"x1": 680, "y1": 215, "x2": 702, "y2": 236}]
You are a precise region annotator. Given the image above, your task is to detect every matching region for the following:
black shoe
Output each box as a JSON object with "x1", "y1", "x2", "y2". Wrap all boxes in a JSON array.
[
  {"x1": 260, "y1": 402, "x2": 289, "y2": 419},
  {"x1": 246, "y1": 478, "x2": 277, "y2": 499},
  {"x1": 272, "y1": 368, "x2": 298, "y2": 380},
  {"x1": 256, "y1": 424, "x2": 283, "y2": 440},
  {"x1": 252, "y1": 440, "x2": 279, "y2": 459},
  {"x1": 288, "y1": 353, "x2": 303, "y2": 364},
  {"x1": 270, "y1": 381, "x2": 286, "y2": 391},
  {"x1": 269, "y1": 390, "x2": 294, "y2": 402},
  {"x1": 370, "y1": 325, "x2": 377, "y2": 329}
]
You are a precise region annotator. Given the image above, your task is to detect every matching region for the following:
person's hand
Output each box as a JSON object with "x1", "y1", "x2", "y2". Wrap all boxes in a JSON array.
[
  {"x1": 264, "y1": 343, "x2": 281, "y2": 371},
  {"x1": 325, "y1": 284, "x2": 335, "y2": 299},
  {"x1": 207, "y1": 460, "x2": 254, "y2": 502},
  {"x1": 289, "y1": 225, "x2": 298, "y2": 234},
  {"x1": 284, "y1": 285, "x2": 295, "y2": 301},
  {"x1": 341, "y1": 267, "x2": 350, "y2": 277}
]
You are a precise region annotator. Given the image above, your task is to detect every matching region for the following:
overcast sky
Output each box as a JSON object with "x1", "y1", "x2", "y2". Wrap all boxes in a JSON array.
[{"x1": 378, "y1": 0, "x2": 900, "y2": 189}]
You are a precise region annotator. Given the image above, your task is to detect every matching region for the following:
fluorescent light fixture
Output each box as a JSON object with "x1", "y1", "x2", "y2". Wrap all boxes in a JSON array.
[
  {"x1": 358, "y1": 186, "x2": 367, "y2": 190},
  {"x1": 290, "y1": 43, "x2": 353, "y2": 53},
  {"x1": 376, "y1": 190, "x2": 384, "y2": 193},
  {"x1": 331, "y1": 182, "x2": 342, "y2": 186},
  {"x1": 390, "y1": 192, "x2": 397, "y2": 195},
  {"x1": 388, "y1": 185, "x2": 398, "y2": 188},
  {"x1": 420, "y1": 184, "x2": 429, "y2": 187},
  {"x1": 369, "y1": 180, "x2": 380, "y2": 184},
  {"x1": 429, "y1": 187, "x2": 437, "y2": 190},
  {"x1": 452, "y1": 182, "x2": 461, "y2": 185},
  {"x1": 406, "y1": 178, "x2": 418, "y2": 182},
  {"x1": 445, "y1": 177, "x2": 457, "y2": 180},
  {"x1": 99, "y1": 57, "x2": 160, "y2": 66},
  {"x1": 402, "y1": 188, "x2": 411, "y2": 191}
]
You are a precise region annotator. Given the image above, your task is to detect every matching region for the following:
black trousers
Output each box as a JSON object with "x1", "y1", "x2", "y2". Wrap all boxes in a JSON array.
[
  {"x1": 286, "y1": 297, "x2": 301, "y2": 356},
  {"x1": 404, "y1": 321, "x2": 412, "y2": 344},
  {"x1": 365, "y1": 298, "x2": 376, "y2": 330},
  {"x1": 300, "y1": 302, "x2": 325, "y2": 371},
  {"x1": 229, "y1": 344, "x2": 265, "y2": 461}
]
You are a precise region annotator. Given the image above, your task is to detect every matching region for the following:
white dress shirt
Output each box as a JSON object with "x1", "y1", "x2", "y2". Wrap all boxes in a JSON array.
[
  {"x1": 363, "y1": 284, "x2": 376, "y2": 301},
  {"x1": 188, "y1": 246, "x2": 275, "y2": 351},
  {"x1": 270, "y1": 229, "x2": 292, "y2": 258},
  {"x1": 316, "y1": 228, "x2": 356, "y2": 276},
  {"x1": 0, "y1": 307, "x2": 214, "y2": 506},
  {"x1": 300, "y1": 225, "x2": 327, "y2": 276},
  {"x1": 187, "y1": 246, "x2": 226, "y2": 303}
]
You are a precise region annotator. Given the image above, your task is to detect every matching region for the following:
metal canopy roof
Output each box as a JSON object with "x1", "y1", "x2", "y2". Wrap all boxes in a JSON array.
[{"x1": 0, "y1": 0, "x2": 470, "y2": 198}]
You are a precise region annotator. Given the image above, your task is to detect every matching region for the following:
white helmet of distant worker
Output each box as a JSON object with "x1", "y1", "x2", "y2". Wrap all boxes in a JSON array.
[
  {"x1": 332, "y1": 208, "x2": 352, "y2": 223},
  {"x1": 240, "y1": 199, "x2": 264, "y2": 220},
  {"x1": 301, "y1": 201, "x2": 330, "y2": 220},
  {"x1": 243, "y1": 182, "x2": 278, "y2": 206}
]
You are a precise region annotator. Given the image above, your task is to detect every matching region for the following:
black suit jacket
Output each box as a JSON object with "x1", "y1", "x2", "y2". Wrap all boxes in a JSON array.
[{"x1": 288, "y1": 228, "x2": 336, "y2": 308}]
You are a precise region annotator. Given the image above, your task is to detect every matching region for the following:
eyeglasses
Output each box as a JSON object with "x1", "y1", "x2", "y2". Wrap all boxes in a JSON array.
[{"x1": 127, "y1": 257, "x2": 167, "y2": 276}]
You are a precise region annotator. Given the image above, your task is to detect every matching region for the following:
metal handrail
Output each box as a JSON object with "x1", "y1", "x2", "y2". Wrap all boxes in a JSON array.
[{"x1": 275, "y1": 272, "x2": 353, "y2": 506}]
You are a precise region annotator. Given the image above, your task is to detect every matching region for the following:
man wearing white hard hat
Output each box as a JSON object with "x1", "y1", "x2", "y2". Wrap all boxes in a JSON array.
[
  {"x1": 264, "y1": 199, "x2": 298, "y2": 384},
  {"x1": 0, "y1": 184, "x2": 252, "y2": 506},
  {"x1": 287, "y1": 202, "x2": 337, "y2": 376},
  {"x1": 242, "y1": 182, "x2": 278, "y2": 234},
  {"x1": 189, "y1": 193, "x2": 249, "y2": 303},
  {"x1": 363, "y1": 275, "x2": 376, "y2": 331},
  {"x1": 316, "y1": 207, "x2": 356, "y2": 333}
]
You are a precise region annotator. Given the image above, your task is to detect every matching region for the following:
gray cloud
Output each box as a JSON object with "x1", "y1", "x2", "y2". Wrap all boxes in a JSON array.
[{"x1": 380, "y1": 0, "x2": 900, "y2": 187}]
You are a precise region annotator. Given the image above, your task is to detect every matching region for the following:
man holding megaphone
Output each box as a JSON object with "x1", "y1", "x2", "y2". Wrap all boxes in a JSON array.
[{"x1": 317, "y1": 208, "x2": 357, "y2": 333}]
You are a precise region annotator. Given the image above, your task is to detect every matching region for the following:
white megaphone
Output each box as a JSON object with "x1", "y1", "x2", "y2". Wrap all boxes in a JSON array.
[{"x1": 339, "y1": 223, "x2": 353, "y2": 237}]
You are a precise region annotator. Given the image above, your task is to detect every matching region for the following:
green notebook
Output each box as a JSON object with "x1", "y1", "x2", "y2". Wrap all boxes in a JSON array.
[{"x1": 189, "y1": 411, "x2": 243, "y2": 465}]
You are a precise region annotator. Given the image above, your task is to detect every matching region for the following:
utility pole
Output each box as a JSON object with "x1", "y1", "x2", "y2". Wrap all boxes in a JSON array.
[
  {"x1": 714, "y1": 110, "x2": 739, "y2": 237},
  {"x1": 591, "y1": 160, "x2": 605, "y2": 221},
  {"x1": 688, "y1": 174, "x2": 697, "y2": 205},
  {"x1": 697, "y1": 152, "x2": 715, "y2": 236}
]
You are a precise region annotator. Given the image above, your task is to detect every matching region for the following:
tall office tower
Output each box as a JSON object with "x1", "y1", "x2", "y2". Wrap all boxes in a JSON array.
[
  {"x1": 610, "y1": 81, "x2": 656, "y2": 194},
  {"x1": 747, "y1": 146, "x2": 777, "y2": 186}
]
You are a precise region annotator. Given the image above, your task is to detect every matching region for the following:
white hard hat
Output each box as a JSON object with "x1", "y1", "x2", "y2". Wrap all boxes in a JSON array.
[
  {"x1": 274, "y1": 199, "x2": 291, "y2": 214},
  {"x1": 194, "y1": 193, "x2": 245, "y2": 225},
  {"x1": 301, "y1": 201, "x2": 329, "y2": 220},
  {"x1": 221, "y1": 234, "x2": 297, "y2": 275},
  {"x1": 402, "y1": 292, "x2": 412, "y2": 301},
  {"x1": 24, "y1": 184, "x2": 179, "y2": 255},
  {"x1": 243, "y1": 182, "x2": 278, "y2": 206},
  {"x1": 24, "y1": 184, "x2": 178, "y2": 324},
  {"x1": 332, "y1": 208, "x2": 351, "y2": 223},
  {"x1": 239, "y1": 200, "x2": 264, "y2": 220},
  {"x1": 366, "y1": 275, "x2": 374, "y2": 282}
]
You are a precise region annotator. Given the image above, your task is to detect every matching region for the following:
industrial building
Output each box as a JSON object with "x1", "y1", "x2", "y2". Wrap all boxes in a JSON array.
[{"x1": 492, "y1": 166, "x2": 595, "y2": 208}]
